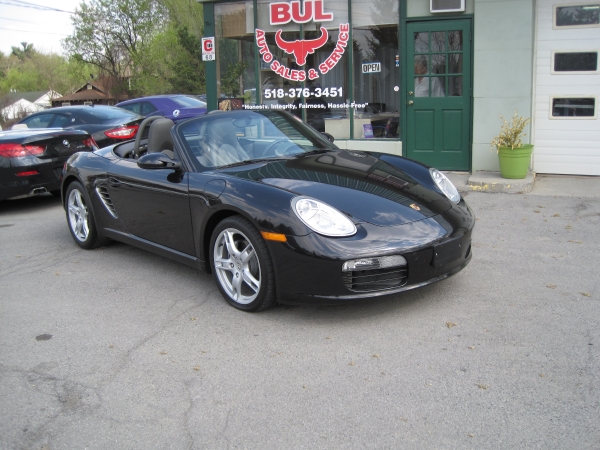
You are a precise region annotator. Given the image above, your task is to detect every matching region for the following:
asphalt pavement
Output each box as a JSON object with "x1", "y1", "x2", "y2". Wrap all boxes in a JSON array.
[{"x1": 0, "y1": 175, "x2": 599, "y2": 449}]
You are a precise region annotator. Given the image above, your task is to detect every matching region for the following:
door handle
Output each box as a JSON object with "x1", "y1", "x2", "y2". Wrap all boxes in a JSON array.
[
  {"x1": 408, "y1": 100, "x2": 414, "y2": 106},
  {"x1": 408, "y1": 91, "x2": 414, "y2": 96}
]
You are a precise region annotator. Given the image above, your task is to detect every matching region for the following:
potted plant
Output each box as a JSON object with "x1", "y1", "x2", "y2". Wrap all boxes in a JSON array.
[{"x1": 491, "y1": 112, "x2": 533, "y2": 179}]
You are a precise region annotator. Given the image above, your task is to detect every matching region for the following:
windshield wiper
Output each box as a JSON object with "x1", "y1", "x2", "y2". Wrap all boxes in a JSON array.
[
  {"x1": 294, "y1": 149, "x2": 330, "y2": 158},
  {"x1": 217, "y1": 157, "x2": 290, "y2": 169}
]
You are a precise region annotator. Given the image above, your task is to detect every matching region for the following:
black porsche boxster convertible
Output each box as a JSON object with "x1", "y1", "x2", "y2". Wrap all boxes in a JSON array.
[{"x1": 61, "y1": 110, "x2": 474, "y2": 311}]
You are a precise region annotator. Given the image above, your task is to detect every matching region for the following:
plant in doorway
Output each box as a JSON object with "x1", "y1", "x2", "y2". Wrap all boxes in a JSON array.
[{"x1": 491, "y1": 112, "x2": 533, "y2": 179}]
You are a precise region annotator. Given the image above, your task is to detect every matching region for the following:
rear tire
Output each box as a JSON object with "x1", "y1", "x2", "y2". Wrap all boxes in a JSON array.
[
  {"x1": 210, "y1": 216, "x2": 276, "y2": 312},
  {"x1": 65, "y1": 181, "x2": 107, "y2": 249}
]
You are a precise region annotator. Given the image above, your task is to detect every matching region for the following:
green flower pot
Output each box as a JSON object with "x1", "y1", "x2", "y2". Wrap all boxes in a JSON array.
[{"x1": 498, "y1": 144, "x2": 533, "y2": 179}]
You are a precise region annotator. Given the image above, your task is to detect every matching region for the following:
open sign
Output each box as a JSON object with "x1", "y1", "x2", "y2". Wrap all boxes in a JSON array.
[{"x1": 362, "y1": 62, "x2": 381, "y2": 74}]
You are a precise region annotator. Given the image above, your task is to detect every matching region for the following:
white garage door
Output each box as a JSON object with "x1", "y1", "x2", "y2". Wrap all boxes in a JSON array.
[{"x1": 534, "y1": 1, "x2": 600, "y2": 175}]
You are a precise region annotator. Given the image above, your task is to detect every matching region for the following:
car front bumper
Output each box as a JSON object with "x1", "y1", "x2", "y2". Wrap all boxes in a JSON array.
[{"x1": 267, "y1": 201, "x2": 475, "y2": 305}]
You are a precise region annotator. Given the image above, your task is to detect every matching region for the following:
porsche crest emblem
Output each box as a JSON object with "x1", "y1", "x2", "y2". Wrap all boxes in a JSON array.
[{"x1": 410, "y1": 204, "x2": 420, "y2": 211}]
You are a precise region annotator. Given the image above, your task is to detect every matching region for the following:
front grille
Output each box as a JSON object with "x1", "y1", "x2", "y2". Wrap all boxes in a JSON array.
[
  {"x1": 96, "y1": 186, "x2": 118, "y2": 218},
  {"x1": 342, "y1": 266, "x2": 408, "y2": 292}
]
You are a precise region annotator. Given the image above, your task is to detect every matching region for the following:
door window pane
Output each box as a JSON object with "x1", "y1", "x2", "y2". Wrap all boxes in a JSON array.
[
  {"x1": 553, "y1": 52, "x2": 598, "y2": 72},
  {"x1": 432, "y1": 32, "x2": 445, "y2": 52},
  {"x1": 51, "y1": 115, "x2": 71, "y2": 128},
  {"x1": 449, "y1": 54, "x2": 463, "y2": 73},
  {"x1": 448, "y1": 76, "x2": 463, "y2": 96},
  {"x1": 21, "y1": 113, "x2": 53, "y2": 128},
  {"x1": 448, "y1": 31, "x2": 463, "y2": 51},
  {"x1": 414, "y1": 32, "x2": 429, "y2": 53},
  {"x1": 432, "y1": 54, "x2": 446, "y2": 74},
  {"x1": 431, "y1": 77, "x2": 446, "y2": 97}
]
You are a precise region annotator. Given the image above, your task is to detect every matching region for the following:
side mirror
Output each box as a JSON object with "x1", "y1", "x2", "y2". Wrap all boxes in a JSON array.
[
  {"x1": 137, "y1": 152, "x2": 182, "y2": 170},
  {"x1": 321, "y1": 132, "x2": 334, "y2": 143}
]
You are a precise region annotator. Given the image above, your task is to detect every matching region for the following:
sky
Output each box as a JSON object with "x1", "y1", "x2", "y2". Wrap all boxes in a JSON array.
[{"x1": 0, "y1": 0, "x2": 81, "y2": 56}]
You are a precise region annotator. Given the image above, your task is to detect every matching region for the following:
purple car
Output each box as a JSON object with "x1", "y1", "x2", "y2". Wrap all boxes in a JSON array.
[{"x1": 116, "y1": 95, "x2": 207, "y2": 122}]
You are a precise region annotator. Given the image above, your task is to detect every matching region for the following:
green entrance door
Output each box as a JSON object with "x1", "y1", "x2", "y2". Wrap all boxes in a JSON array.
[{"x1": 404, "y1": 20, "x2": 472, "y2": 171}]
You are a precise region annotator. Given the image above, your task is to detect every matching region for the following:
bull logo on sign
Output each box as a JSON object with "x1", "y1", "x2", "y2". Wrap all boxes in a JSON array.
[{"x1": 274, "y1": 27, "x2": 329, "y2": 66}]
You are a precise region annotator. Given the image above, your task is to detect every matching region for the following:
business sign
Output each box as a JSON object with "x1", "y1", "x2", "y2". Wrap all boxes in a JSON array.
[
  {"x1": 255, "y1": 0, "x2": 348, "y2": 82},
  {"x1": 201, "y1": 37, "x2": 215, "y2": 61},
  {"x1": 362, "y1": 62, "x2": 381, "y2": 74}
]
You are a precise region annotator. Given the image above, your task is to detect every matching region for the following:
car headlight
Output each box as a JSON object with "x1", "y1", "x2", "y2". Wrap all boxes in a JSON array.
[
  {"x1": 292, "y1": 196, "x2": 357, "y2": 237},
  {"x1": 430, "y1": 168, "x2": 460, "y2": 204}
]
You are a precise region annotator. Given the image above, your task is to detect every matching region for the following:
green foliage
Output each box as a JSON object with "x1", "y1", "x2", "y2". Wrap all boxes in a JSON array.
[
  {"x1": 63, "y1": 0, "x2": 168, "y2": 95},
  {"x1": 63, "y1": 0, "x2": 204, "y2": 97},
  {"x1": 11, "y1": 42, "x2": 37, "y2": 61},
  {"x1": 220, "y1": 61, "x2": 248, "y2": 98},
  {"x1": 491, "y1": 112, "x2": 531, "y2": 151},
  {"x1": 168, "y1": 26, "x2": 205, "y2": 93},
  {"x1": 163, "y1": 0, "x2": 204, "y2": 39},
  {"x1": 130, "y1": 24, "x2": 205, "y2": 95},
  {"x1": 0, "y1": 50, "x2": 96, "y2": 97}
]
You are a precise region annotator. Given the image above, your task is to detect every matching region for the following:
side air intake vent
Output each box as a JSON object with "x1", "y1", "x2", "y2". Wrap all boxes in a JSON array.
[{"x1": 96, "y1": 186, "x2": 118, "y2": 218}]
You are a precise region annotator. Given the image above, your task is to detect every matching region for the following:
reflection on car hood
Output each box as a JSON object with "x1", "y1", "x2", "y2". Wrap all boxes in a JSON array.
[{"x1": 224, "y1": 150, "x2": 453, "y2": 226}]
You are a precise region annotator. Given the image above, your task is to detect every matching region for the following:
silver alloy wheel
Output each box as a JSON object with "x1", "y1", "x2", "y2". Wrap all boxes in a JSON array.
[
  {"x1": 213, "y1": 227, "x2": 261, "y2": 304},
  {"x1": 67, "y1": 188, "x2": 90, "y2": 242}
]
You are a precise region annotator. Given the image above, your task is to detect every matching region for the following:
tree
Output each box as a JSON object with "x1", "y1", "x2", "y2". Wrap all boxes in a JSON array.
[
  {"x1": 11, "y1": 42, "x2": 36, "y2": 61},
  {"x1": 63, "y1": 0, "x2": 168, "y2": 95},
  {"x1": 168, "y1": 25, "x2": 205, "y2": 93},
  {"x1": 0, "y1": 51, "x2": 95, "y2": 98},
  {"x1": 220, "y1": 61, "x2": 247, "y2": 98}
]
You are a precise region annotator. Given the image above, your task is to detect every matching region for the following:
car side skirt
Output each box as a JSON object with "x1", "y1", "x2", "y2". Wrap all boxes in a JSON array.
[{"x1": 102, "y1": 228, "x2": 205, "y2": 270}]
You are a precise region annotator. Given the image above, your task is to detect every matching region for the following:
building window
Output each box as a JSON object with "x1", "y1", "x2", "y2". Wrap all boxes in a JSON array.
[
  {"x1": 83, "y1": 101, "x2": 93, "y2": 105},
  {"x1": 353, "y1": 0, "x2": 400, "y2": 139},
  {"x1": 554, "y1": 4, "x2": 600, "y2": 28},
  {"x1": 551, "y1": 97, "x2": 597, "y2": 118},
  {"x1": 215, "y1": 2, "x2": 256, "y2": 108},
  {"x1": 553, "y1": 51, "x2": 599, "y2": 73},
  {"x1": 62, "y1": 102, "x2": 71, "y2": 106}
]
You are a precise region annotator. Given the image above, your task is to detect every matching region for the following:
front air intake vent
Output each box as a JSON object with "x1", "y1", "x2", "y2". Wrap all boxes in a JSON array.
[
  {"x1": 342, "y1": 255, "x2": 408, "y2": 292},
  {"x1": 96, "y1": 186, "x2": 118, "y2": 218}
]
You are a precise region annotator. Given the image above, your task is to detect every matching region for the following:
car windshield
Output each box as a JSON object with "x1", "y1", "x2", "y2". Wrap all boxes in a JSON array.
[
  {"x1": 176, "y1": 110, "x2": 336, "y2": 170},
  {"x1": 171, "y1": 96, "x2": 207, "y2": 108}
]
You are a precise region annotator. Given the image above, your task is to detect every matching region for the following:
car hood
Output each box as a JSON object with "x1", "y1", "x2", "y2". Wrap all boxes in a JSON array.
[{"x1": 222, "y1": 150, "x2": 453, "y2": 227}]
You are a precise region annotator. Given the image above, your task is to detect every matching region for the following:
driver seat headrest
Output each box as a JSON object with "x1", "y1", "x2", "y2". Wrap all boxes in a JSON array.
[{"x1": 147, "y1": 118, "x2": 175, "y2": 155}]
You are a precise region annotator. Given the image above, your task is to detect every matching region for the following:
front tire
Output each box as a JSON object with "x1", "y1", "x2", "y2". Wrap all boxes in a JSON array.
[
  {"x1": 65, "y1": 181, "x2": 107, "y2": 249},
  {"x1": 210, "y1": 216, "x2": 276, "y2": 312}
]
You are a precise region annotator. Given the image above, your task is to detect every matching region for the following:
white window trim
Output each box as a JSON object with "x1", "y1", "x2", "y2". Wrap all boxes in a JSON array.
[
  {"x1": 553, "y1": 2, "x2": 600, "y2": 30},
  {"x1": 549, "y1": 95, "x2": 598, "y2": 120},
  {"x1": 83, "y1": 101, "x2": 93, "y2": 105},
  {"x1": 551, "y1": 49, "x2": 600, "y2": 74},
  {"x1": 62, "y1": 102, "x2": 71, "y2": 106}
]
